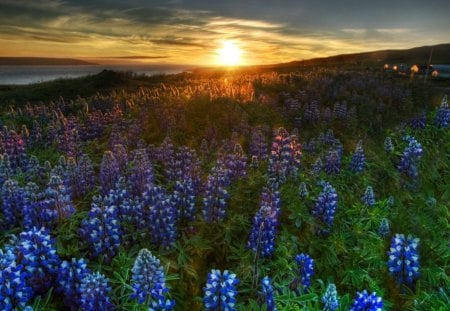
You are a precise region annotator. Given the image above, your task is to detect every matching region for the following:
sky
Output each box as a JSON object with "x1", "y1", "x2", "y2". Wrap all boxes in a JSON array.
[{"x1": 0, "y1": 0, "x2": 449, "y2": 65}]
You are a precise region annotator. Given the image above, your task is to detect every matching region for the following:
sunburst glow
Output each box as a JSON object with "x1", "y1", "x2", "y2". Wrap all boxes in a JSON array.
[{"x1": 216, "y1": 40, "x2": 243, "y2": 66}]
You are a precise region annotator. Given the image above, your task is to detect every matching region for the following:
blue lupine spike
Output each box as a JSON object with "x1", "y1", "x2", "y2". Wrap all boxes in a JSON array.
[
  {"x1": 378, "y1": 218, "x2": 390, "y2": 238},
  {"x1": 79, "y1": 272, "x2": 115, "y2": 311},
  {"x1": 398, "y1": 136, "x2": 422, "y2": 180},
  {"x1": 349, "y1": 140, "x2": 366, "y2": 173},
  {"x1": 143, "y1": 185, "x2": 177, "y2": 248},
  {"x1": 312, "y1": 182, "x2": 338, "y2": 232},
  {"x1": 293, "y1": 253, "x2": 314, "y2": 292},
  {"x1": 322, "y1": 283, "x2": 339, "y2": 311},
  {"x1": 22, "y1": 182, "x2": 40, "y2": 229},
  {"x1": 261, "y1": 276, "x2": 276, "y2": 311},
  {"x1": 202, "y1": 162, "x2": 230, "y2": 223},
  {"x1": 203, "y1": 269, "x2": 239, "y2": 311},
  {"x1": 131, "y1": 249, "x2": 174, "y2": 310},
  {"x1": 0, "y1": 154, "x2": 13, "y2": 186},
  {"x1": 171, "y1": 177, "x2": 196, "y2": 222},
  {"x1": 349, "y1": 290, "x2": 383, "y2": 311},
  {"x1": 79, "y1": 196, "x2": 122, "y2": 263},
  {"x1": 298, "y1": 182, "x2": 308, "y2": 198},
  {"x1": 56, "y1": 258, "x2": 91, "y2": 310},
  {"x1": 0, "y1": 248, "x2": 33, "y2": 310},
  {"x1": 435, "y1": 95, "x2": 449, "y2": 128},
  {"x1": 99, "y1": 150, "x2": 120, "y2": 195},
  {"x1": 247, "y1": 188, "x2": 281, "y2": 258},
  {"x1": 74, "y1": 154, "x2": 96, "y2": 198},
  {"x1": 387, "y1": 233, "x2": 420, "y2": 286},
  {"x1": 312, "y1": 156, "x2": 322, "y2": 175},
  {"x1": 1, "y1": 179, "x2": 24, "y2": 228},
  {"x1": 249, "y1": 128, "x2": 268, "y2": 161},
  {"x1": 128, "y1": 148, "x2": 154, "y2": 196},
  {"x1": 40, "y1": 174, "x2": 75, "y2": 227},
  {"x1": 384, "y1": 137, "x2": 394, "y2": 153},
  {"x1": 324, "y1": 149, "x2": 341, "y2": 175},
  {"x1": 362, "y1": 186, "x2": 376, "y2": 207},
  {"x1": 16, "y1": 227, "x2": 61, "y2": 295},
  {"x1": 224, "y1": 144, "x2": 247, "y2": 181}
]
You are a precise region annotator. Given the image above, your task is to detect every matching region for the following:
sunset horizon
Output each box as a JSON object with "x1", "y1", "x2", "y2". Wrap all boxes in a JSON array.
[{"x1": 1, "y1": 1, "x2": 449, "y2": 66}]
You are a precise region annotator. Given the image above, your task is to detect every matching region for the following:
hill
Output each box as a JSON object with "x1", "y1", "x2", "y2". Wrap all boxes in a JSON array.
[{"x1": 0, "y1": 57, "x2": 96, "y2": 66}]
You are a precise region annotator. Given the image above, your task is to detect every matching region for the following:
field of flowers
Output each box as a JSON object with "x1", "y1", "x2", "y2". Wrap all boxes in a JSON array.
[{"x1": 0, "y1": 67, "x2": 448, "y2": 310}]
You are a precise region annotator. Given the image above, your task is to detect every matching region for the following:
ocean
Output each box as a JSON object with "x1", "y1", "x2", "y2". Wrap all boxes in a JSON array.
[{"x1": 0, "y1": 64, "x2": 191, "y2": 85}]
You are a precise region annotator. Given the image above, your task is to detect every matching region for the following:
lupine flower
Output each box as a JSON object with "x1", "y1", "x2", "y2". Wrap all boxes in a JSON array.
[
  {"x1": 143, "y1": 186, "x2": 177, "y2": 248},
  {"x1": 203, "y1": 269, "x2": 239, "y2": 311},
  {"x1": 312, "y1": 182, "x2": 338, "y2": 233},
  {"x1": 387, "y1": 233, "x2": 420, "y2": 286},
  {"x1": 312, "y1": 156, "x2": 323, "y2": 175},
  {"x1": 57, "y1": 258, "x2": 91, "y2": 310},
  {"x1": 130, "y1": 249, "x2": 174, "y2": 310},
  {"x1": 384, "y1": 136, "x2": 394, "y2": 153},
  {"x1": 261, "y1": 276, "x2": 276, "y2": 311},
  {"x1": 3, "y1": 129, "x2": 27, "y2": 170},
  {"x1": 99, "y1": 151, "x2": 120, "y2": 195},
  {"x1": 298, "y1": 182, "x2": 308, "y2": 198},
  {"x1": 40, "y1": 175, "x2": 75, "y2": 227},
  {"x1": 349, "y1": 140, "x2": 366, "y2": 173},
  {"x1": 112, "y1": 144, "x2": 128, "y2": 173},
  {"x1": 79, "y1": 272, "x2": 115, "y2": 311},
  {"x1": 0, "y1": 154, "x2": 13, "y2": 185},
  {"x1": 410, "y1": 112, "x2": 426, "y2": 130},
  {"x1": 0, "y1": 248, "x2": 33, "y2": 310},
  {"x1": 349, "y1": 290, "x2": 383, "y2": 311},
  {"x1": 435, "y1": 95, "x2": 449, "y2": 128},
  {"x1": 247, "y1": 188, "x2": 281, "y2": 257},
  {"x1": 322, "y1": 283, "x2": 339, "y2": 311},
  {"x1": 362, "y1": 186, "x2": 375, "y2": 207},
  {"x1": 128, "y1": 148, "x2": 154, "y2": 196},
  {"x1": 292, "y1": 253, "x2": 314, "y2": 293},
  {"x1": 16, "y1": 227, "x2": 61, "y2": 294},
  {"x1": 202, "y1": 163, "x2": 230, "y2": 223},
  {"x1": 324, "y1": 150, "x2": 341, "y2": 175},
  {"x1": 387, "y1": 196, "x2": 395, "y2": 207},
  {"x1": 1, "y1": 179, "x2": 24, "y2": 228},
  {"x1": 378, "y1": 218, "x2": 390, "y2": 238},
  {"x1": 224, "y1": 144, "x2": 247, "y2": 181},
  {"x1": 398, "y1": 136, "x2": 423, "y2": 180},
  {"x1": 171, "y1": 177, "x2": 196, "y2": 222},
  {"x1": 22, "y1": 182, "x2": 40, "y2": 229},
  {"x1": 73, "y1": 154, "x2": 96, "y2": 198},
  {"x1": 249, "y1": 128, "x2": 268, "y2": 161},
  {"x1": 79, "y1": 196, "x2": 122, "y2": 263}
]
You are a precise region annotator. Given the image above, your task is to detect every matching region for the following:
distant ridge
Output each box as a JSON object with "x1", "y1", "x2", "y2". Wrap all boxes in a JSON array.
[
  {"x1": 278, "y1": 43, "x2": 450, "y2": 67},
  {"x1": 0, "y1": 57, "x2": 97, "y2": 66}
]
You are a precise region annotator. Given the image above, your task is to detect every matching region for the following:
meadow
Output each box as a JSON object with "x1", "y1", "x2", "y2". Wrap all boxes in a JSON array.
[{"x1": 0, "y1": 65, "x2": 448, "y2": 311}]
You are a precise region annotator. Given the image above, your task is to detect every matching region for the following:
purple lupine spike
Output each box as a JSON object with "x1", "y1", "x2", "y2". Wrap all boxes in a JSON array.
[
  {"x1": 324, "y1": 149, "x2": 341, "y2": 175},
  {"x1": 387, "y1": 233, "x2": 420, "y2": 286},
  {"x1": 249, "y1": 128, "x2": 268, "y2": 161},
  {"x1": 79, "y1": 272, "x2": 115, "y2": 311},
  {"x1": 15, "y1": 227, "x2": 61, "y2": 295},
  {"x1": 435, "y1": 95, "x2": 449, "y2": 128},
  {"x1": 142, "y1": 185, "x2": 177, "y2": 248},
  {"x1": 397, "y1": 136, "x2": 423, "y2": 180},
  {"x1": 171, "y1": 177, "x2": 196, "y2": 222},
  {"x1": 130, "y1": 249, "x2": 175, "y2": 309},
  {"x1": 292, "y1": 253, "x2": 315, "y2": 293},
  {"x1": 202, "y1": 162, "x2": 231, "y2": 223},
  {"x1": 40, "y1": 175, "x2": 75, "y2": 227},
  {"x1": 0, "y1": 248, "x2": 33, "y2": 310},
  {"x1": 79, "y1": 196, "x2": 122, "y2": 263},
  {"x1": 99, "y1": 150, "x2": 120, "y2": 195},
  {"x1": 56, "y1": 258, "x2": 91, "y2": 310},
  {"x1": 128, "y1": 148, "x2": 154, "y2": 196},
  {"x1": 74, "y1": 154, "x2": 96, "y2": 198},
  {"x1": 3, "y1": 129, "x2": 27, "y2": 170},
  {"x1": 312, "y1": 181, "x2": 338, "y2": 234},
  {"x1": 203, "y1": 269, "x2": 239, "y2": 311},
  {"x1": 362, "y1": 186, "x2": 375, "y2": 207},
  {"x1": 1, "y1": 179, "x2": 25, "y2": 228},
  {"x1": 350, "y1": 290, "x2": 383, "y2": 311},
  {"x1": 247, "y1": 188, "x2": 281, "y2": 258},
  {"x1": 349, "y1": 140, "x2": 366, "y2": 173}
]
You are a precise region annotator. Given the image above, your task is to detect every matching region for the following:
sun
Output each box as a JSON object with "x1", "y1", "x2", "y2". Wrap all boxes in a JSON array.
[{"x1": 216, "y1": 40, "x2": 243, "y2": 66}]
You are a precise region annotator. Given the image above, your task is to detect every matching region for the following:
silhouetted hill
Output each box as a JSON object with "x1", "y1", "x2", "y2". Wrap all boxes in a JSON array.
[
  {"x1": 0, "y1": 57, "x2": 96, "y2": 66},
  {"x1": 280, "y1": 43, "x2": 450, "y2": 67}
]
